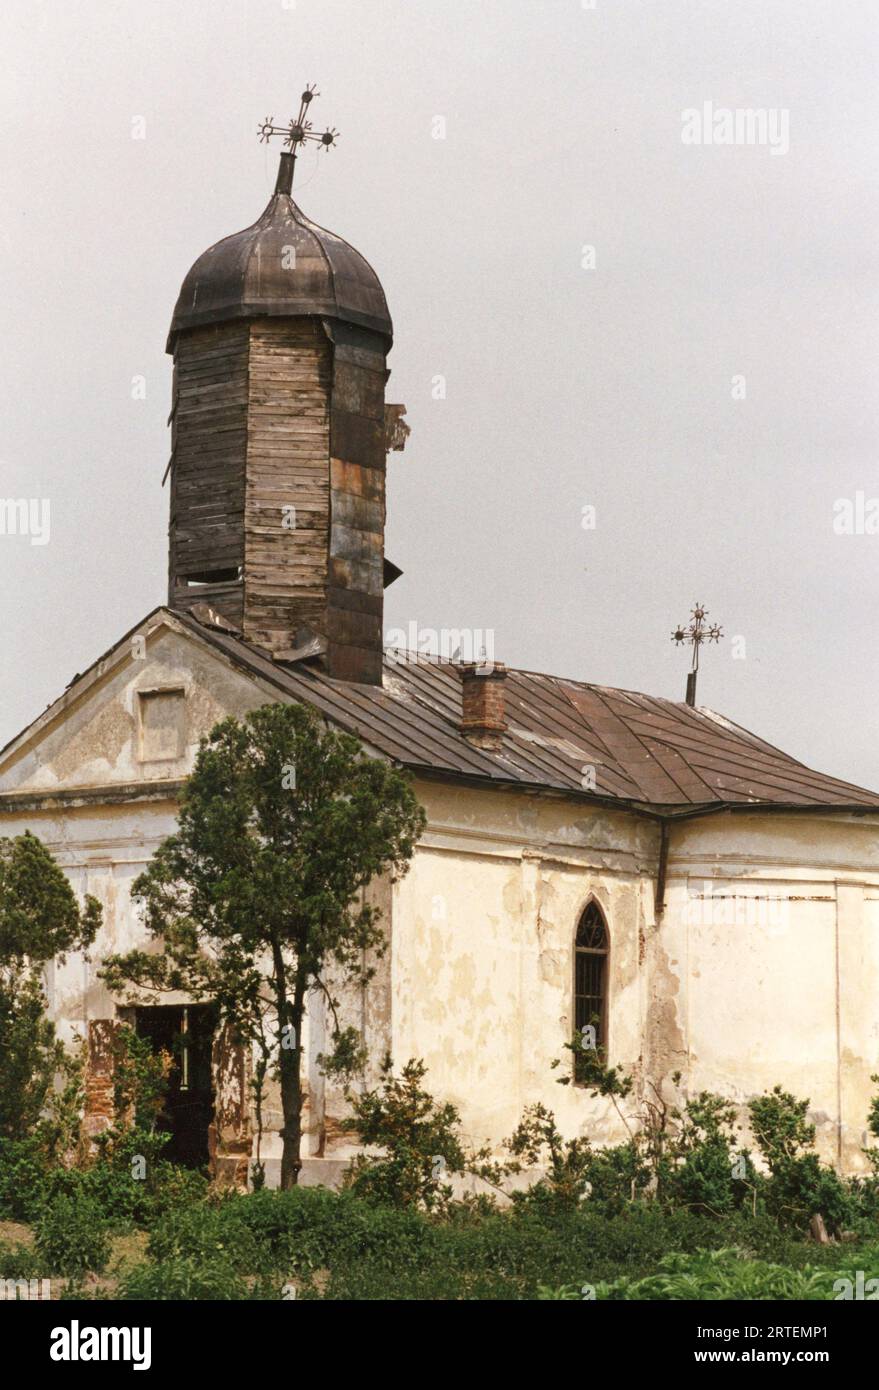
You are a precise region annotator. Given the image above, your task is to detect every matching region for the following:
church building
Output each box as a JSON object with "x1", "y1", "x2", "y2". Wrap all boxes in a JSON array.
[{"x1": 3, "y1": 115, "x2": 879, "y2": 1185}]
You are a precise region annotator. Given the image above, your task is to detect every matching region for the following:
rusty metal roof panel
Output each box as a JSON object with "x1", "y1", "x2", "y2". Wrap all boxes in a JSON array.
[
  {"x1": 168, "y1": 612, "x2": 879, "y2": 813},
  {"x1": 503, "y1": 673, "x2": 642, "y2": 798}
]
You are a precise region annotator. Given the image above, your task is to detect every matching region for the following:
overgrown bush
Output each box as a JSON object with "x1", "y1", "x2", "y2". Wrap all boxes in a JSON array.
[
  {"x1": 35, "y1": 1194, "x2": 111, "y2": 1276},
  {"x1": 0, "y1": 1239, "x2": 42, "y2": 1279},
  {"x1": 0, "y1": 1028, "x2": 207, "y2": 1230},
  {"x1": 327, "y1": 1048, "x2": 879, "y2": 1241},
  {"x1": 0, "y1": 831, "x2": 99, "y2": 1144},
  {"x1": 146, "y1": 1201, "x2": 263, "y2": 1273},
  {"x1": 748, "y1": 1086, "x2": 853, "y2": 1234},
  {"x1": 308, "y1": 1202, "x2": 865, "y2": 1301},
  {"x1": 545, "y1": 1245, "x2": 879, "y2": 1301},
  {"x1": 148, "y1": 1185, "x2": 435, "y2": 1292},
  {"x1": 0, "y1": 1131, "x2": 208, "y2": 1230},
  {"x1": 11, "y1": 1174, "x2": 866, "y2": 1301},
  {"x1": 661, "y1": 1093, "x2": 750, "y2": 1216},
  {"x1": 501, "y1": 1103, "x2": 596, "y2": 1213},
  {"x1": 120, "y1": 1256, "x2": 250, "y2": 1301},
  {"x1": 135, "y1": 1184, "x2": 876, "y2": 1300},
  {"x1": 0, "y1": 1135, "x2": 56, "y2": 1222},
  {"x1": 341, "y1": 1057, "x2": 470, "y2": 1212},
  {"x1": 84, "y1": 1139, "x2": 210, "y2": 1229}
]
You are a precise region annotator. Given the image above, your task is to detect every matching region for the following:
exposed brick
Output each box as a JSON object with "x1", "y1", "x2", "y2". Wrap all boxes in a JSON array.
[
  {"x1": 84, "y1": 1019, "x2": 122, "y2": 1143},
  {"x1": 460, "y1": 663, "x2": 508, "y2": 749}
]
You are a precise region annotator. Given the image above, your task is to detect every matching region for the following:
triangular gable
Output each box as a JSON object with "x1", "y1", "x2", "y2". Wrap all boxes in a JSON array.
[{"x1": 0, "y1": 608, "x2": 324, "y2": 800}]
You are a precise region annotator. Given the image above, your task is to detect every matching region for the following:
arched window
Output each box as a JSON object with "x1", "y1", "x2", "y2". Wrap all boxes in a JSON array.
[{"x1": 573, "y1": 899, "x2": 609, "y2": 1082}]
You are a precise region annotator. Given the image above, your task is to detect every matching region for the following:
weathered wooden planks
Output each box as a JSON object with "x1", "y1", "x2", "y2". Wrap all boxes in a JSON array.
[
  {"x1": 167, "y1": 323, "x2": 249, "y2": 629},
  {"x1": 167, "y1": 313, "x2": 389, "y2": 683}
]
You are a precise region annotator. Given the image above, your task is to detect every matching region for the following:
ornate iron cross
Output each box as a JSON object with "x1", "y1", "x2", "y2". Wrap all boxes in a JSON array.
[
  {"x1": 258, "y1": 85, "x2": 340, "y2": 193},
  {"x1": 671, "y1": 602, "x2": 723, "y2": 706}
]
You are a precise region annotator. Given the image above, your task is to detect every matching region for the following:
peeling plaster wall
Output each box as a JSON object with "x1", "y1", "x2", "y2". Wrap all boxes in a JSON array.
[
  {"x1": 390, "y1": 781, "x2": 655, "y2": 1154},
  {"x1": 659, "y1": 811, "x2": 879, "y2": 1173},
  {"x1": 387, "y1": 789, "x2": 879, "y2": 1174},
  {"x1": 0, "y1": 622, "x2": 279, "y2": 1035},
  {"x1": 0, "y1": 620, "x2": 274, "y2": 796},
  {"x1": 3, "y1": 620, "x2": 879, "y2": 1178}
]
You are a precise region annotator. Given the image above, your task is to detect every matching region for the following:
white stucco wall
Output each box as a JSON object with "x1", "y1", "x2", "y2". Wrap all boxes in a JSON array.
[
  {"x1": 2, "y1": 610, "x2": 879, "y2": 1177},
  {"x1": 659, "y1": 812, "x2": 879, "y2": 1171},
  {"x1": 389, "y1": 794, "x2": 879, "y2": 1172},
  {"x1": 390, "y1": 782, "x2": 652, "y2": 1152}
]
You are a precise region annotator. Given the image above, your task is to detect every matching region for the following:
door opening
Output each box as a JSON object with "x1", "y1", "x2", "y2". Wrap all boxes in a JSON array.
[{"x1": 134, "y1": 1004, "x2": 218, "y2": 1168}]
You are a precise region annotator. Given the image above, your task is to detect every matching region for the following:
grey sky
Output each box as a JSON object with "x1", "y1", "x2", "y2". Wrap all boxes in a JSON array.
[{"x1": 2, "y1": 0, "x2": 878, "y2": 790}]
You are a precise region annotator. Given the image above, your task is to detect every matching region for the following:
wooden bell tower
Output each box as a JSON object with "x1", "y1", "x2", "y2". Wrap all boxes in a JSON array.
[{"x1": 165, "y1": 91, "x2": 397, "y2": 685}]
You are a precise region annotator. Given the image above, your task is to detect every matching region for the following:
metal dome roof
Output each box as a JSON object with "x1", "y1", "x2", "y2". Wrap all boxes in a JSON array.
[{"x1": 166, "y1": 188, "x2": 392, "y2": 351}]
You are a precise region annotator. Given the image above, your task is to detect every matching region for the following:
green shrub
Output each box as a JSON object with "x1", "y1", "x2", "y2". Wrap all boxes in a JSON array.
[
  {"x1": 120, "y1": 1256, "x2": 251, "y2": 1301},
  {"x1": 35, "y1": 1194, "x2": 111, "y2": 1276},
  {"x1": 83, "y1": 1130, "x2": 209, "y2": 1229},
  {"x1": 148, "y1": 1186, "x2": 434, "y2": 1290},
  {"x1": 303, "y1": 1198, "x2": 791, "y2": 1299},
  {"x1": 341, "y1": 1058, "x2": 469, "y2": 1212},
  {"x1": 761, "y1": 1155, "x2": 853, "y2": 1234},
  {"x1": 67, "y1": 1183, "x2": 879, "y2": 1301},
  {"x1": 146, "y1": 1201, "x2": 264, "y2": 1275},
  {"x1": 58, "y1": 1276, "x2": 112, "y2": 1302},
  {"x1": 0, "y1": 1135, "x2": 55, "y2": 1221},
  {"x1": 747, "y1": 1087, "x2": 855, "y2": 1234},
  {"x1": 1, "y1": 1127, "x2": 209, "y2": 1232},
  {"x1": 749, "y1": 1087, "x2": 815, "y2": 1167},
  {"x1": 593, "y1": 1247, "x2": 879, "y2": 1300},
  {"x1": 577, "y1": 1140, "x2": 650, "y2": 1213},
  {"x1": 0, "y1": 1239, "x2": 41, "y2": 1279}
]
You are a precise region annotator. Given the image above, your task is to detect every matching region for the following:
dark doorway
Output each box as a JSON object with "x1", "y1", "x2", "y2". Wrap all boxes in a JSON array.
[{"x1": 134, "y1": 1004, "x2": 218, "y2": 1168}]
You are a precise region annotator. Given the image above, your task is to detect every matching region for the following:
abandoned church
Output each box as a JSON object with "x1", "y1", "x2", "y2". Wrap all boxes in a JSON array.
[{"x1": 3, "y1": 127, "x2": 879, "y2": 1188}]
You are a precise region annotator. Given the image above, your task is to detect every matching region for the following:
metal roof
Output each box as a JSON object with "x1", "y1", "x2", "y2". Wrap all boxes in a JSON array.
[
  {"x1": 173, "y1": 611, "x2": 879, "y2": 817},
  {"x1": 167, "y1": 193, "x2": 392, "y2": 351}
]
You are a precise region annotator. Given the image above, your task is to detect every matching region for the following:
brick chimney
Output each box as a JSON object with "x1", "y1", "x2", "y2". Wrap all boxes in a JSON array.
[{"x1": 460, "y1": 662, "x2": 508, "y2": 749}]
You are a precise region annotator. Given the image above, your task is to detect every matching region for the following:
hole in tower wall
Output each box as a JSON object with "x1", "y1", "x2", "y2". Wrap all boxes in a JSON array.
[{"x1": 181, "y1": 566, "x2": 243, "y2": 586}]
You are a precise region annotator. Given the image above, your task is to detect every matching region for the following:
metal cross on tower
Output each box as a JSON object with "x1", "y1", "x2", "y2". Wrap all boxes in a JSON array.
[
  {"x1": 258, "y1": 85, "x2": 340, "y2": 194},
  {"x1": 671, "y1": 602, "x2": 723, "y2": 707}
]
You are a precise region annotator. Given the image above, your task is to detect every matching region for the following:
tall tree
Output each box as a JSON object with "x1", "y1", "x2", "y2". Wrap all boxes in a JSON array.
[
  {"x1": 0, "y1": 831, "x2": 101, "y2": 1140},
  {"x1": 101, "y1": 702, "x2": 425, "y2": 1187}
]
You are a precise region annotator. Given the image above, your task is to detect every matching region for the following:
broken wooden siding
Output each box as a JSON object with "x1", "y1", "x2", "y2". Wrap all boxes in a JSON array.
[
  {"x1": 326, "y1": 322, "x2": 388, "y2": 685},
  {"x1": 168, "y1": 322, "x2": 249, "y2": 630}
]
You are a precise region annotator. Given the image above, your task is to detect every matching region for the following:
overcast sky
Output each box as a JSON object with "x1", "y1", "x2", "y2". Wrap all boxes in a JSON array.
[{"x1": 2, "y1": 0, "x2": 878, "y2": 790}]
